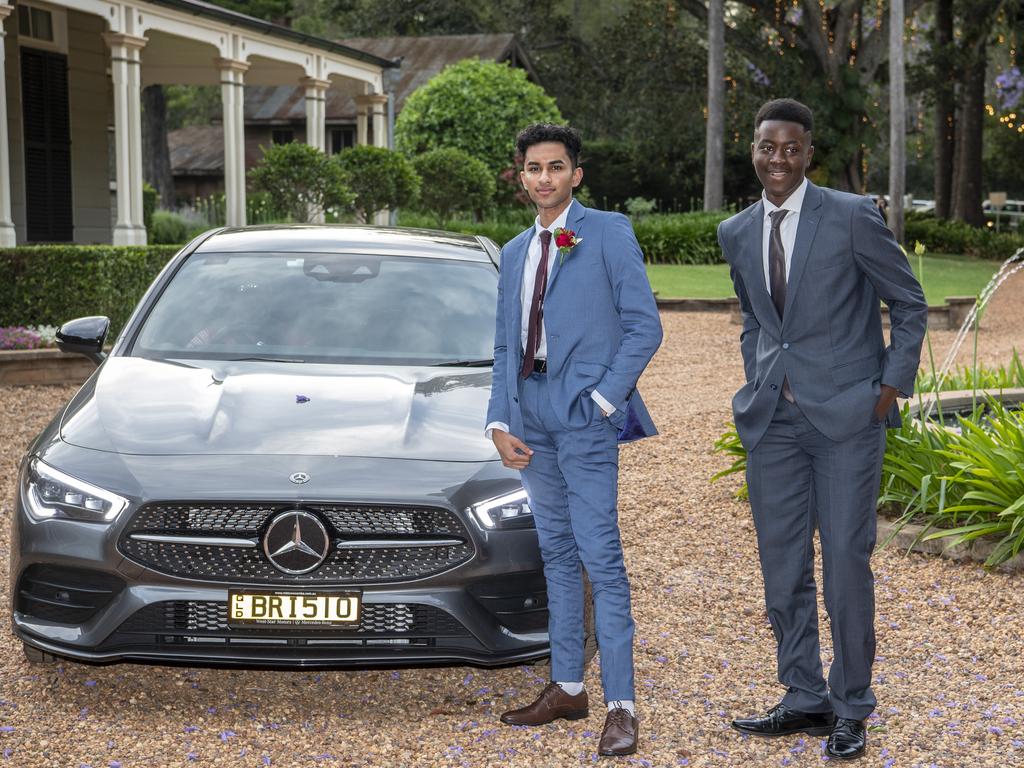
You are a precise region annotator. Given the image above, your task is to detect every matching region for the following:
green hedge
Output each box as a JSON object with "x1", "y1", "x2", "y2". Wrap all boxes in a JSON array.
[
  {"x1": 0, "y1": 245, "x2": 181, "y2": 338},
  {"x1": 905, "y1": 216, "x2": 1024, "y2": 260},
  {"x1": 398, "y1": 210, "x2": 730, "y2": 265}
]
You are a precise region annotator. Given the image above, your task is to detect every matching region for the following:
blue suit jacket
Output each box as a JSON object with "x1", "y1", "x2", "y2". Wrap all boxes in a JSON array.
[
  {"x1": 718, "y1": 182, "x2": 928, "y2": 451},
  {"x1": 486, "y1": 200, "x2": 663, "y2": 442}
]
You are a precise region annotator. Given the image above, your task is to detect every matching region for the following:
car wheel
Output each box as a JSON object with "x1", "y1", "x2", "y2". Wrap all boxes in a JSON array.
[{"x1": 22, "y1": 642, "x2": 58, "y2": 664}]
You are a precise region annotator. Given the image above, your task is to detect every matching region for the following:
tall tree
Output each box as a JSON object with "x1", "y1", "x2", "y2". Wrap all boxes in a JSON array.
[
  {"x1": 682, "y1": 0, "x2": 927, "y2": 192},
  {"x1": 141, "y1": 85, "x2": 175, "y2": 208},
  {"x1": 703, "y1": 0, "x2": 724, "y2": 211},
  {"x1": 888, "y1": 0, "x2": 906, "y2": 242},
  {"x1": 932, "y1": 0, "x2": 956, "y2": 219}
]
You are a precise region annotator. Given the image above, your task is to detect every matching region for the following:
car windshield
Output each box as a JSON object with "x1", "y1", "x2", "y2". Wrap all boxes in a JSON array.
[{"x1": 131, "y1": 251, "x2": 497, "y2": 365}]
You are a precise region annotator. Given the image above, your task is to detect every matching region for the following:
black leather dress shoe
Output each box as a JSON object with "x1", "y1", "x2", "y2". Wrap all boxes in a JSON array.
[
  {"x1": 731, "y1": 703, "x2": 836, "y2": 737},
  {"x1": 826, "y1": 718, "x2": 866, "y2": 760}
]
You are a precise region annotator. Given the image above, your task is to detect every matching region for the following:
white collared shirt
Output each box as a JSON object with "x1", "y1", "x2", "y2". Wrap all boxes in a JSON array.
[
  {"x1": 520, "y1": 205, "x2": 571, "y2": 358},
  {"x1": 760, "y1": 177, "x2": 808, "y2": 294}
]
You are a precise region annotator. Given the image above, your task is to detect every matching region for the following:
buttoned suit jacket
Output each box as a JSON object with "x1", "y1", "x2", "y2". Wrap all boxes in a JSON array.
[
  {"x1": 718, "y1": 181, "x2": 928, "y2": 451},
  {"x1": 485, "y1": 200, "x2": 663, "y2": 441}
]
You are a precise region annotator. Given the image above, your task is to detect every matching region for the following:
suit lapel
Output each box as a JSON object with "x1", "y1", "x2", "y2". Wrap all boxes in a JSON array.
[
  {"x1": 781, "y1": 181, "x2": 823, "y2": 324},
  {"x1": 545, "y1": 199, "x2": 585, "y2": 294},
  {"x1": 741, "y1": 201, "x2": 780, "y2": 333},
  {"x1": 507, "y1": 228, "x2": 532, "y2": 347}
]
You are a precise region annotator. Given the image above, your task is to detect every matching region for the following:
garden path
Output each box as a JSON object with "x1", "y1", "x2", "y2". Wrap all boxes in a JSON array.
[{"x1": 0, "y1": 305, "x2": 1021, "y2": 767}]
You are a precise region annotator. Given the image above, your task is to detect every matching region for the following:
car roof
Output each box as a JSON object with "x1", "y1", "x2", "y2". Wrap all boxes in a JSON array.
[{"x1": 194, "y1": 224, "x2": 494, "y2": 262}]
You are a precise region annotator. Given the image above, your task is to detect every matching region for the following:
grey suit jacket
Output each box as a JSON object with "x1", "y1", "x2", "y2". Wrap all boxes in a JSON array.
[{"x1": 718, "y1": 181, "x2": 928, "y2": 451}]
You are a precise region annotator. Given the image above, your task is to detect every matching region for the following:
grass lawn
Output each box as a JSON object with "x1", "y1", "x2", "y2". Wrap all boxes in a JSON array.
[{"x1": 648, "y1": 253, "x2": 1000, "y2": 305}]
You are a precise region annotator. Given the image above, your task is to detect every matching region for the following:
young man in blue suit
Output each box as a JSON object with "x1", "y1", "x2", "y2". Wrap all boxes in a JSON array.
[
  {"x1": 485, "y1": 124, "x2": 662, "y2": 757},
  {"x1": 720, "y1": 99, "x2": 927, "y2": 760}
]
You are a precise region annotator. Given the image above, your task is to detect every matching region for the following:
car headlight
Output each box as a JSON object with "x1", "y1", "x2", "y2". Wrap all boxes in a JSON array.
[
  {"x1": 24, "y1": 458, "x2": 128, "y2": 523},
  {"x1": 470, "y1": 488, "x2": 534, "y2": 530}
]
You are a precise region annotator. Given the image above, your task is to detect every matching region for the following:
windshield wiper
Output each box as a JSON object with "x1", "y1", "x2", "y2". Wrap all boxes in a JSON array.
[
  {"x1": 430, "y1": 359, "x2": 494, "y2": 367},
  {"x1": 228, "y1": 356, "x2": 305, "y2": 363}
]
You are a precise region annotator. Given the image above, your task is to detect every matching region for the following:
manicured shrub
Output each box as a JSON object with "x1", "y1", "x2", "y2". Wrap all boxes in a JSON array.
[
  {"x1": 335, "y1": 145, "x2": 420, "y2": 222},
  {"x1": 395, "y1": 59, "x2": 562, "y2": 178},
  {"x1": 249, "y1": 142, "x2": 354, "y2": 222},
  {"x1": 150, "y1": 211, "x2": 191, "y2": 244},
  {"x1": 904, "y1": 217, "x2": 1024, "y2": 260},
  {"x1": 0, "y1": 245, "x2": 181, "y2": 338},
  {"x1": 412, "y1": 149, "x2": 496, "y2": 225}
]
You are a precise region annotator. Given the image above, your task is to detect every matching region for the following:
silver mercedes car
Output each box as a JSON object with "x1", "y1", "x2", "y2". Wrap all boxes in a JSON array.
[{"x1": 10, "y1": 225, "x2": 594, "y2": 668}]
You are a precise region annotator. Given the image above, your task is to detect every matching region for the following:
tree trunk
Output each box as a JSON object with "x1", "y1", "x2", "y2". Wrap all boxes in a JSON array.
[
  {"x1": 951, "y1": 39, "x2": 986, "y2": 227},
  {"x1": 888, "y1": 0, "x2": 906, "y2": 243},
  {"x1": 142, "y1": 85, "x2": 175, "y2": 208},
  {"x1": 932, "y1": 0, "x2": 955, "y2": 219},
  {"x1": 703, "y1": 0, "x2": 724, "y2": 211}
]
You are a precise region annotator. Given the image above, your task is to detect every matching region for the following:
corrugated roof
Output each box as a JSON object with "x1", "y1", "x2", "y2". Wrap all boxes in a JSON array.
[
  {"x1": 168, "y1": 124, "x2": 224, "y2": 175},
  {"x1": 240, "y1": 33, "x2": 533, "y2": 123}
]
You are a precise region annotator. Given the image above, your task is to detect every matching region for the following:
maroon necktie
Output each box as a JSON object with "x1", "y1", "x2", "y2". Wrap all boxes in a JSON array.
[{"x1": 520, "y1": 230, "x2": 552, "y2": 378}]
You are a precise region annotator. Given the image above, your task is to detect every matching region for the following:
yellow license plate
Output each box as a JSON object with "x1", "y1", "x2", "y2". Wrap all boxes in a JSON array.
[{"x1": 228, "y1": 590, "x2": 361, "y2": 628}]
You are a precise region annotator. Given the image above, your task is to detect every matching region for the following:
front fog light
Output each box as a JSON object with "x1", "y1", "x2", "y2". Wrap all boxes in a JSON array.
[
  {"x1": 24, "y1": 458, "x2": 128, "y2": 523},
  {"x1": 470, "y1": 489, "x2": 534, "y2": 530}
]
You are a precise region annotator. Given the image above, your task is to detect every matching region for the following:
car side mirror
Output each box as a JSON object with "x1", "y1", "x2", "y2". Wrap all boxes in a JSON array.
[{"x1": 56, "y1": 316, "x2": 110, "y2": 366}]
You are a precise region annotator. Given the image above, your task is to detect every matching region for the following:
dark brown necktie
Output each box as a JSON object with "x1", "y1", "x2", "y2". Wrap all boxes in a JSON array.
[
  {"x1": 520, "y1": 229, "x2": 552, "y2": 378},
  {"x1": 768, "y1": 209, "x2": 795, "y2": 403},
  {"x1": 768, "y1": 209, "x2": 788, "y2": 319}
]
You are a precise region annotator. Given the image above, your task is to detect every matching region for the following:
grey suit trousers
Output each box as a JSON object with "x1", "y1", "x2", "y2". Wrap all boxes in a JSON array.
[{"x1": 746, "y1": 397, "x2": 886, "y2": 720}]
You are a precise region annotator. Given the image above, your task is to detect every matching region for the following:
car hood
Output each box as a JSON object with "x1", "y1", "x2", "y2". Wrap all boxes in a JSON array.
[{"x1": 60, "y1": 357, "x2": 498, "y2": 461}]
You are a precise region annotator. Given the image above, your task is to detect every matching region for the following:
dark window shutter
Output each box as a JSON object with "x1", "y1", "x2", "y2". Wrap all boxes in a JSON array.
[{"x1": 22, "y1": 48, "x2": 73, "y2": 242}]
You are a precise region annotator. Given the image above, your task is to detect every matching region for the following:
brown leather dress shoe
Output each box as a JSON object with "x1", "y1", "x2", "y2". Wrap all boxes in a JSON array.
[
  {"x1": 598, "y1": 706, "x2": 639, "y2": 756},
  {"x1": 499, "y1": 683, "x2": 589, "y2": 726}
]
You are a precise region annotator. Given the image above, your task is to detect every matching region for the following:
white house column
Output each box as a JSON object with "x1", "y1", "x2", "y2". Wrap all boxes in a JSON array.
[
  {"x1": 354, "y1": 94, "x2": 370, "y2": 146},
  {"x1": 302, "y1": 77, "x2": 329, "y2": 153},
  {"x1": 104, "y1": 32, "x2": 148, "y2": 245},
  {"x1": 0, "y1": 5, "x2": 17, "y2": 245},
  {"x1": 368, "y1": 94, "x2": 388, "y2": 148},
  {"x1": 217, "y1": 58, "x2": 248, "y2": 227}
]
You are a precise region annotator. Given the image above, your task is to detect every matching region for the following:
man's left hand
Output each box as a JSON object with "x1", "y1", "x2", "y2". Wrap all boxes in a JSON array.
[{"x1": 873, "y1": 384, "x2": 899, "y2": 422}]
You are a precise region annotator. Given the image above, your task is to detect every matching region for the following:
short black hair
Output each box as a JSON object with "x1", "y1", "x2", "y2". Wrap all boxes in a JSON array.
[
  {"x1": 515, "y1": 123, "x2": 582, "y2": 168},
  {"x1": 755, "y1": 99, "x2": 814, "y2": 133}
]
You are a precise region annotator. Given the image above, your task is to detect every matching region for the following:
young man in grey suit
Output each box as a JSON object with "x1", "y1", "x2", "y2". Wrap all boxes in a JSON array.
[
  {"x1": 486, "y1": 124, "x2": 662, "y2": 756},
  {"x1": 718, "y1": 99, "x2": 927, "y2": 760}
]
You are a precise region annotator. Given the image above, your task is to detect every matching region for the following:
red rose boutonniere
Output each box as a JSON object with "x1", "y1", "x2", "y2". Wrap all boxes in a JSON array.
[{"x1": 553, "y1": 227, "x2": 582, "y2": 265}]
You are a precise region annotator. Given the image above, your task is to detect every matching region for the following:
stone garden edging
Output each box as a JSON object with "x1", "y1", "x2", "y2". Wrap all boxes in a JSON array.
[
  {"x1": 0, "y1": 348, "x2": 97, "y2": 386},
  {"x1": 878, "y1": 517, "x2": 1024, "y2": 572},
  {"x1": 656, "y1": 295, "x2": 975, "y2": 332}
]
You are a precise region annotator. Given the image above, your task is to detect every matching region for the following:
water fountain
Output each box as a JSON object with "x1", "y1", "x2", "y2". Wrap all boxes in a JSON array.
[{"x1": 919, "y1": 246, "x2": 1024, "y2": 422}]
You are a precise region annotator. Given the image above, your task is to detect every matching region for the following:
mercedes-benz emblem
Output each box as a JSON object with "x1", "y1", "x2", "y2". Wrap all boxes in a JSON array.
[
  {"x1": 289, "y1": 472, "x2": 311, "y2": 484},
  {"x1": 262, "y1": 510, "x2": 331, "y2": 574}
]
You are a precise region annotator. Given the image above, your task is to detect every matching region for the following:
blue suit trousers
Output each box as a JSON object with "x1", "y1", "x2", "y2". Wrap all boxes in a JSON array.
[{"x1": 518, "y1": 372, "x2": 634, "y2": 701}]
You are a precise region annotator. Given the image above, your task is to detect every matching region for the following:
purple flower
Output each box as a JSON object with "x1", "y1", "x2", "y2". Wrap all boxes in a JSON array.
[
  {"x1": 219, "y1": 730, "x2": 236, "y2": 742},
  {"x1": 184, "y1": 725, "x2": 200, "y2": 733},
  {"x1": 0, "y1": 327, "x2": 43, "y2": 350},
  {"x1": 0, "y1": 727, "x2": 13, "y2": 733},
  {"x1": 990, "y1": 726, "x2": 1005, "y2": 736}
]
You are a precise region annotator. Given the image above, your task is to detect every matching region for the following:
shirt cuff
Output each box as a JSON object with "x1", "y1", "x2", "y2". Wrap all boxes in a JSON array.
[
  {"x1": 591, "y1": 390, "x2": 616, "y2": 416},
  {"x1": 485, "y1": 421, "x2": 510, "y2": 439}
]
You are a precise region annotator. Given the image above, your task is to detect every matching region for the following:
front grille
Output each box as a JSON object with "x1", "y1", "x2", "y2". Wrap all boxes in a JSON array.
[
  {"x1": 99, "y1": 600, "x2": 468, "y2": 651},
  {"x1": 118, "y1": 503, "x2": 475, "y2": 583},
  {"x1": 16, "y1": 566, "x2": 124, "y2": 624}
]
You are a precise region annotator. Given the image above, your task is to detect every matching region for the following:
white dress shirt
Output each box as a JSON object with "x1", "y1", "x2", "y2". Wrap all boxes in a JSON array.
[
  {"x1": 485, "y1": 201, "x2": 614, "y2": 439},
  {"x1": 760, "y1": 177, "x2": 808, "y2": 293}
]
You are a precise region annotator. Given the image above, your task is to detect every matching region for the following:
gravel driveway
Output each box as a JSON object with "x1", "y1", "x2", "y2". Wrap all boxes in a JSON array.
[{"x1": 2, "y1": 297, "x2": 1022, "y2": 767}]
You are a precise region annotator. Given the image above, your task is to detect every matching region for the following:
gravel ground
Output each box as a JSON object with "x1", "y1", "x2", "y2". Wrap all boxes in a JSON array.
[{"x1": 1, "y1": 275, "x2": 1023, "y2": 767}]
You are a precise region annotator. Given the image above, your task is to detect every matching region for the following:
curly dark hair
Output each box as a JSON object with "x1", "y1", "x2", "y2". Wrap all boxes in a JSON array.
[
  {"x1": 515, "y1": 123, "x2": 583, "y2": 168},
  {"x1": 754, "y1": 99, "x2": 814, "y2": 133}
]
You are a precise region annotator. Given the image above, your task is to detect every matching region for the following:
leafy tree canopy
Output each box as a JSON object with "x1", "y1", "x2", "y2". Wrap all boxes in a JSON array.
[{"x1": 395, "y1": 59, "x2": 562, "y2": 177}]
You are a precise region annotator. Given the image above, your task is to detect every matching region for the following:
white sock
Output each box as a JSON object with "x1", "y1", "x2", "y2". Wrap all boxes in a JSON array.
[
  {"x1": 608, "y1": 700, "x2": 635, "y2": 716},
  {"x1": 555, "y1": 681, "x2": 584, "y2": 696}
]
